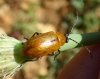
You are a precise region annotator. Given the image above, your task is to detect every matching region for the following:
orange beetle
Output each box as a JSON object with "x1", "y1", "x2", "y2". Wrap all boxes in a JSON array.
[{"x1": 21, "y1": 31, "x2": 66, "y2": 60}]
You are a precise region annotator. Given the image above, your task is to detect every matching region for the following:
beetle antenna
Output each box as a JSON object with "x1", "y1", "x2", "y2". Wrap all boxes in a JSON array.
[
  {"x1": 65, "y1": 12, "x2": 92, "y2": 58},
  {"x1": 68, "y1": 38, "x2": 92, "y2": 58},
  {"x1": 67, "y1": 12, "x2": 78, "y2": 37}
]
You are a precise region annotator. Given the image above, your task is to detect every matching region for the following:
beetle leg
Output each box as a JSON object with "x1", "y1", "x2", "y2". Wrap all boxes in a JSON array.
[
  {"x1": 48, "y1": 52, "x2": 55, "y2": 56},
  {"x1": 22, "y1": 32, "x2": 41, "y2": 40},
  {"x1": 54, "y1": 50, "x2": 60, "y2": 61},
  {"x1": 22, "y1": 35, "x2": 29, "y2": 40},
  {"x1": 19, "y1": 57, "x2": 42, "y2": 70},
  {"x1": 21, "y1": 35, "x2": 29, "y2": 45},
  {"x1": 22, "y1": 57, "x2": 42, "y2": 64},
  {"x1": 32, "y1": 32, "x2": 41, "y2": 37}
]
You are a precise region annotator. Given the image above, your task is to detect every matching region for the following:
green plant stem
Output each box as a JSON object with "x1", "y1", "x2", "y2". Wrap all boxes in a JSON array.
[
  {"x1": 60, "y1": 32, "x2": 100, "y2": 51},
  {"x1": 15, "y1": 32, "x2": 100, "y2": 62}
]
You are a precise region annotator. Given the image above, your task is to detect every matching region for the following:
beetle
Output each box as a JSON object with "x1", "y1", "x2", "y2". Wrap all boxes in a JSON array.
[
  {"x1": 21, "y1": 30, "x2": 92, "y2": 63},
  {"x1": 21, "y1": 31, "x2": 66, "y2": 61}
]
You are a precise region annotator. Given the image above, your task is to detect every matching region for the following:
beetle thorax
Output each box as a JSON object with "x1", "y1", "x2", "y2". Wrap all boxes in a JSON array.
[{"x1": 56, "y1": 32, "x2": 66, "y2": 46}]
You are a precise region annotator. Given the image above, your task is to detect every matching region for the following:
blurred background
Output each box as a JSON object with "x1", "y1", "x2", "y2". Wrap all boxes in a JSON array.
[{"x1": 0, "y1": 0, "x2": 100, "y2": 79}]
